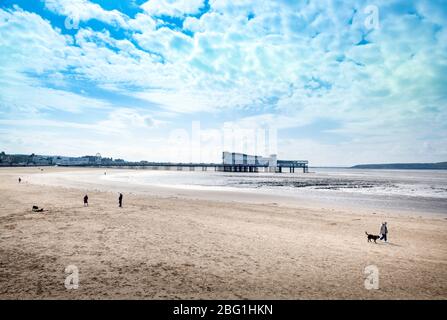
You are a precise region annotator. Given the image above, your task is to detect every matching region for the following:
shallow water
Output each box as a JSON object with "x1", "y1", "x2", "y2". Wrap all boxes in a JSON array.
[
  {"x1": 102, "y1": 168, "x2": 447, "y2": 197},
  {"x1": 101, "y1": 168, "x2": 447, "y2": 215}
]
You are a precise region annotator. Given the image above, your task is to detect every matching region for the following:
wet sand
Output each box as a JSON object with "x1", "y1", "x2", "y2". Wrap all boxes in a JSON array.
[{"x1": 0, "y1": 167, "x2": 446, "y2": 299}]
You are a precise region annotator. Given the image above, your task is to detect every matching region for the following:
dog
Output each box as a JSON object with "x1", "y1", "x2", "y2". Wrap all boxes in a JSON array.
[
  {"x1": 365, "y1": 231, "x2": 380, "y2": 243},
  {"x1": 32, "y1": 205, "x2": 44, "y2": 213}
]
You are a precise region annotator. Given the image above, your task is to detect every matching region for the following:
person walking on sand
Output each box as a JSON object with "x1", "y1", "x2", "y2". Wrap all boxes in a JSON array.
[
  {"x1": 380, "y1": 222, "x2": 388, "y2": 242},
  {"x1": 18, "y1": 177, "x2": 21, "y2": 183},
  {"x1": 83, "y1": 194, "x2": 89, "y2": 207},
  {"x1": 118, "y1": 193, "x2": 123, "y2": 207}
]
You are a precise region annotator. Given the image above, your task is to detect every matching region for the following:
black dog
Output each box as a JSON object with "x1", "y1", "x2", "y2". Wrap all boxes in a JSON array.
[
  {"x1": 365, "y1": 232, "x2": 380, "y2": 243},
  {"x1": 32, "y1": 205, "x2": 44, "y2": 212}
]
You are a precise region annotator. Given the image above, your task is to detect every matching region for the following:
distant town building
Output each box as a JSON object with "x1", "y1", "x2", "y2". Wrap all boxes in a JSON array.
[{"x1": 52, "y1": 156, "x2": 90, "y2": 166}]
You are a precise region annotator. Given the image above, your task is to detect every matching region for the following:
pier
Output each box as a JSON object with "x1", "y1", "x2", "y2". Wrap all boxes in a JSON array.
[{"x1": 66, "y1": 162, "x2": 309, "y2": 173}]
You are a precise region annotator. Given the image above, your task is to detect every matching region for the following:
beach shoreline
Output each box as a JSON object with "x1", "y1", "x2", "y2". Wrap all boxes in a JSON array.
[
  {"x1": 22, "y1": 167, "x2": 447, "y2": 218},
  {"x1": 1, "y1": 167, "x2": 446, "y2": 299}
]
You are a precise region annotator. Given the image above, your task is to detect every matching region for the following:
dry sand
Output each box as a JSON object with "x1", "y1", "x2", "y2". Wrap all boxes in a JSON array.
[{"x1": 0, "y1": 167, "x2": 446, "y2": 299}]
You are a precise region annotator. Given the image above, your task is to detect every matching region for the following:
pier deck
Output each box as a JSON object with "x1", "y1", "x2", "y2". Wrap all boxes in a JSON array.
[{"x1": 62, "y1": 160, "x2": 309, "y2": 173}]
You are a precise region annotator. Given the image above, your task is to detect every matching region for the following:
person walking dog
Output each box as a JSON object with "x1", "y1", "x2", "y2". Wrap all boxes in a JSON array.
[{"x1": 380, "y1": 222, "x2": 388, "y2": 242}]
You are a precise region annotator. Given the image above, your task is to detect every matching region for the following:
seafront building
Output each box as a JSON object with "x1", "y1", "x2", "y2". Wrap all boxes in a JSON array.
[
  {"x1": 221, "y1": 152, "x2": 307, "y2": 173},
  {"x1": 222, "y1": 152, "x2": 277, "y2": 171}
]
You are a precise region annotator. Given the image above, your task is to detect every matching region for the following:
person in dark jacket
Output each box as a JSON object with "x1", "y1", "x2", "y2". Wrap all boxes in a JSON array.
[
  {"x1": 380, "y1": 222, "x2": 388, "y2": 242},
  {"x1": 118, "y1": 193, "x2": 123, "y2": 207},
  {"x1": 83, "y1": 194, "x2": 89, "y2": 207},
  {"x1": 18, "y1": 177, "x2": 21, "y2": 183}
]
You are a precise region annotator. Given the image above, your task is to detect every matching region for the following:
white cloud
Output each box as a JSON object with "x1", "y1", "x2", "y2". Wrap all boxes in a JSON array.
[
  {"x1": 127, "y1": 12, "x2": 157, "y2": 32},
  {"x1": 134, "y1": 88, "x2": 250, "y2": 113},
  {"x1": 96, "y1": 108, "x2": 165, "y2": 133},
  {"x1": 0, "y1": 6, "x2": 74, "y2": 74},
  {"x1": 141, "y1": 0, "x2": 205, "y2": 17},
  {"x1": 133, "y1": 26, "x2": 194, "y2": 61},
  {"x1": 43, "y1": 0, "x2": 130, "y2": 28}
]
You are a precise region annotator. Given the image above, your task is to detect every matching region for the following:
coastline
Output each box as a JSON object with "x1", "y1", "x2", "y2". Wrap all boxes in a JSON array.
[
  {"x1": 1, "y1": 167, "x2": 446, "y2": 299},
  {"x1": 24, "y1": 167, "x2": 447, "y2": 218}
]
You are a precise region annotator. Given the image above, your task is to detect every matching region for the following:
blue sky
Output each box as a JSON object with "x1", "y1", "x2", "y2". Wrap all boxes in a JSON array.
[{"x1": 0, "y1": 0, "x2": 446, "y2": 165}]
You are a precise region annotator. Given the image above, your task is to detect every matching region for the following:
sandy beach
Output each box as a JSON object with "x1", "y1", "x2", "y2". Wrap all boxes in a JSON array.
[{"x1": 0, "y1": 167, "x2": 446, "y2": 299}]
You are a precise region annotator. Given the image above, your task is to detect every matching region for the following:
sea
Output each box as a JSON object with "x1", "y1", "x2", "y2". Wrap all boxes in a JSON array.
[{"x1": 100, "y1": 168, "x2": 447, "y2": 215}]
